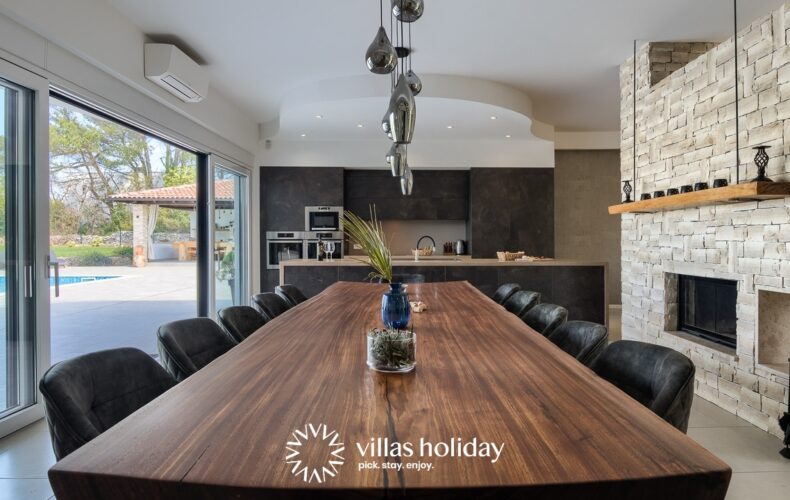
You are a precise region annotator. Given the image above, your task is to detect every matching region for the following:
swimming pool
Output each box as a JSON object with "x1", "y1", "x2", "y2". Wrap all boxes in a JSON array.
[{"x1": 0, "y1": 275, "x2": 120, "y2": 293}]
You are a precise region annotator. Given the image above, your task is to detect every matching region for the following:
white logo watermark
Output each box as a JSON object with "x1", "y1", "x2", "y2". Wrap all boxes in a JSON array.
[{"x1": 285, "y1": 423, "x2": 345, "y2": 484}]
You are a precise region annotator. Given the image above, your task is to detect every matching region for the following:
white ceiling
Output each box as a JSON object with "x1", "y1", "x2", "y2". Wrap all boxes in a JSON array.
[{"x1": 106, "y1": 0, "x2": 786, "y2": 134}]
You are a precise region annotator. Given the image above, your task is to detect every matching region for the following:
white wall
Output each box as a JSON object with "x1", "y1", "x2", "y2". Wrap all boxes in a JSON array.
[
  {"x1": 0, "y1": 0, "x2": 257, "y2": 160},
  {"x1": 256, "y1": 138, "x2": 556, "y2": 168}
]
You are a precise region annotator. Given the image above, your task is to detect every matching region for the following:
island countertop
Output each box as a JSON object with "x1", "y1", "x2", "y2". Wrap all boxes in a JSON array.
[
  {"x1": 279, "y1": 258, "x2": 609, "y2": 326},
  {"x1": 280, "y1": 257, "x2": 608, "y2": 267}
]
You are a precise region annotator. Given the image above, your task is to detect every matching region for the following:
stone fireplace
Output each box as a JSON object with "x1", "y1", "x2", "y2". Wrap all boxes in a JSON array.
[{"x1": 619, "y1": 4, "x2": 790, "y2": 436}]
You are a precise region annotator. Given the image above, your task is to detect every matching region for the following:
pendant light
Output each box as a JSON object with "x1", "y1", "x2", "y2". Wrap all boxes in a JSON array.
[
  {"x1": 365, "y1": 2, "x2": 397, "y2": 74},
  {"x1": 387, "y1": 74, "x2": 416, "y2": 144},
  {"x1": 392, "y1": 0, "x2": 424, "y2": 22},
  {"x1": 400, "y1": 166, "x2": 414, "y2": 195},
  {"x1": 386, "y1": 144, "x2": 408, "y2": 177},
  {"x1": 366, "y1": 0, "x2": 423, "y2": 194}
]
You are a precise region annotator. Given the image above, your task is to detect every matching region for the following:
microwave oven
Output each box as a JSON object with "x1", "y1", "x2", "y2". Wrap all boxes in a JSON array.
[{"x1": 305, "y1": 206, "x2": 343, "y2": 232}]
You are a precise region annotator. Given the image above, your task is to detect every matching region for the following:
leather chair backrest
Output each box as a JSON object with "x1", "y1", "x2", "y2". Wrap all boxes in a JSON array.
[
  {"x1": 218, "y1": 306, "x2": 268, "y2": 343},
  {"x1": 39, "y1": 347, "x2": 175, "y2": 460},
  {"x1": 503, "y1": 290, "x2": 541, "y2": 318},
  {"x1": 547, "y1": 320, "x2": 607, "y2": 366},
  {"x1": 492, "y1": 283, "x2": 521, "y2": 305},
  {"x1": 522, "y1": 303, "x2": 568, "y2": 337},
  {"x1": 591, "y1": 340, "x2": 696, "y2": 433},
  {"x1": 156, "y1": 318, "x2": 236, "y2": 382},
  {"x1": 275, "y1": 284, "x2": 308, "y2": 306},
  {"x1": 251, "y1": 292, "x2": 292, "y2": 320}
]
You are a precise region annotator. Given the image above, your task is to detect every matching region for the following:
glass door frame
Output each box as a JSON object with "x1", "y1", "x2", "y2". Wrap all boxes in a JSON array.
[
  {"x1": 206, "y1": 154, "x2": 251, "y2": 316},
  {"x1": 0, "y1": 58, "x2": 50, "y2": 437}
]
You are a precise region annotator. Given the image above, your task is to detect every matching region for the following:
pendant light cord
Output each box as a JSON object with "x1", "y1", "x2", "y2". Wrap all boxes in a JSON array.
[
  {"x1": 408, "y1": 22, "x2": 412, "y2": 72},
  {"x1": 633, "y1": 39, "x2": 637, "y2": 197},
  {"x1": 400, "y1": 0, "x2": 405, "y2": 76},
  {"x1": 734, "y1": 0, "x2": 741, "y2": 183}
]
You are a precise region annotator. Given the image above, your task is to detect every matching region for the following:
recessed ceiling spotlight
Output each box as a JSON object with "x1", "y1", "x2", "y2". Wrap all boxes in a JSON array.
[
  {"x1": 315, "y1": 115, "x2": 323, "y2": 119},
  {"x1": 301, "y1": 133, "x2": 307, "y2": 137},
  {"x1": 490, "y1": 116, "x2": 497, "y2": 120},
  {"x1": 505, "y1": 134, "x2": 511, "y2": 138},
  {"x1": 446, "y1": 125, "x2": 453, "y2": 129},
  {"x1": 357, "y1": 124, "x2": 364, "y2": 128}
]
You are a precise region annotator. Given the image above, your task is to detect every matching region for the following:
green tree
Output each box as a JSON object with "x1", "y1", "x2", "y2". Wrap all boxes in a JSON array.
[
  {"x1": 49, "y1": 104, "x2": 155, "y2": 234},
  {"x1": 162, "y1": 145, "x2": 196, "y2": 187}
]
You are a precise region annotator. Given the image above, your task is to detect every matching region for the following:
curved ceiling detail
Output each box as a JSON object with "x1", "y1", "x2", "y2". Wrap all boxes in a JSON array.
[{"x1": 262, "y1": 74, "x2": 555, "y2": 142}]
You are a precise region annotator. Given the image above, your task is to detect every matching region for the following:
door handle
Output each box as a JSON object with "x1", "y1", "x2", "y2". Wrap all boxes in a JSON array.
[{"x1": 48, "y1": 256, "x2": 60, "y2": 297}]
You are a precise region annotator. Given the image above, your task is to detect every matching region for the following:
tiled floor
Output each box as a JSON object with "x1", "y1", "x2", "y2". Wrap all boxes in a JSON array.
[{"x1": 0, "y1": 395, "x2": 787, "y2": 499}]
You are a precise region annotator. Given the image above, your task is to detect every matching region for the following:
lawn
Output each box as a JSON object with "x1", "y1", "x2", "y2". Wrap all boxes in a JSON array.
[{"x1": 52, "y1": 245, "x2": 132, "y2": 258}]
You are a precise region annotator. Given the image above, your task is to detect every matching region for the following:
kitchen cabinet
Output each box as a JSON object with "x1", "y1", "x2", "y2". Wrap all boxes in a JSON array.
[
  {"x1": 468, "y1": 168, "x2": 554, "y2": 259},
  {"x1": 344, "y1": 170, "x2": 469, "y2": 220},
  {"x1": 259, "y1": 167, "x2": 344, "y2": 290}
]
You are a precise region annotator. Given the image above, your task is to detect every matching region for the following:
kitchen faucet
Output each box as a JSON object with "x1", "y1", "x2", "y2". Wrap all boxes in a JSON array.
[{"x1": 415, "y1": 235, "x2": 436, "y2": 261}]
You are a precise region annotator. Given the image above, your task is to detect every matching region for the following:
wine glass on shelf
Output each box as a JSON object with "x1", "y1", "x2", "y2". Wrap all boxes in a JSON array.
[{"x1": 325, "y1": 241, "x2": 335, "y2": 262}]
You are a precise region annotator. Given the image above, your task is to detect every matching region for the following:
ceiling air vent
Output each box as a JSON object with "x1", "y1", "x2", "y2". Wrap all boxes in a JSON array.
[{"x1": 144, "y1": 43, "x2": 208, "y2": 103}]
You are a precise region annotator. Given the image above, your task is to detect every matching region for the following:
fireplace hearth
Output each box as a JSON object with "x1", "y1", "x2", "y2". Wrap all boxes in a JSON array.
[{"x1": 678, "y1": 275, "x2": 737, "y2": 349}]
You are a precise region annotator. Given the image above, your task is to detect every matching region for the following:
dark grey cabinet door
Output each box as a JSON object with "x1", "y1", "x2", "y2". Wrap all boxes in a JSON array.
[
  {"x1": 344, "y1": 170, "x2": 469, "y2": 220},
  {"x1": 468, "y1": 168, "x2": 554, "y2": 258}
]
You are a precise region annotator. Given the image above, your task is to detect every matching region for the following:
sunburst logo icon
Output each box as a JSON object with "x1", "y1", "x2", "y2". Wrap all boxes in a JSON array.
[{"x1": 285, "y1": 423, "x2": 345, "y2": 484}]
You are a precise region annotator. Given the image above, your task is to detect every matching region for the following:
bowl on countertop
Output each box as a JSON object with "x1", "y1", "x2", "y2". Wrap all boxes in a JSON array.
[
  {"x1": 497, "y1": 251, "x2": 525, "y2": 262},
  {"x1": 412, "y1": 247, "x2": 434, "y2": 257}
]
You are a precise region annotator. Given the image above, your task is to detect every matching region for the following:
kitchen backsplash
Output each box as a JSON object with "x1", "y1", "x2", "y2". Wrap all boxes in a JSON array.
[{"x1": 346, "y1": 220, "x2": 468, "y2": 256}]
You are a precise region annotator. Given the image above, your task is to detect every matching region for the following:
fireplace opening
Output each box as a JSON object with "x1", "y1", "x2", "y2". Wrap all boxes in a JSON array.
[{"x1": 678, "y1": 275, "x2": 737, "y2": 349}]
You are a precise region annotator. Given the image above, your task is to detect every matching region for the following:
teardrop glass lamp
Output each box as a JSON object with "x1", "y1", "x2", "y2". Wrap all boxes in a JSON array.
[
  {"x1": 386, "y1": 144, "x2": 408, "y2": 177},
  {"x1": 365, "y1": 26, "x2": 398, "y2": 74},
  {"x1": 405, "y1": 69, "x2": 422, "y2": 96},
  {"x1": 392, "y1": 0, "x2": 424, "y2": 22},
  {"x1": 400, "y1": 166, "x2": 414, "y2": 196},
  {"x1": 381, "y1": 110, "x2": 392, "y2": 136},
  {"x1": 387, "y1": 75, "x2": 416, "y2": 144}
]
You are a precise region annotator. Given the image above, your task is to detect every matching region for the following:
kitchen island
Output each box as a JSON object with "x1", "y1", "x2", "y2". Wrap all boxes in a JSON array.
[{"x1": 280, "y1": 257, "x2": 609, "y2": 325}]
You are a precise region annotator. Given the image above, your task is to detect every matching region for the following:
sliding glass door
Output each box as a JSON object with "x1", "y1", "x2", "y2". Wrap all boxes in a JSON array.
[
  {"x1": 212, "y1": 160, "x2": 248, "y2": 312},
  {"x1": 0, "y1": 60, "x2": 48, "y2": 436}
]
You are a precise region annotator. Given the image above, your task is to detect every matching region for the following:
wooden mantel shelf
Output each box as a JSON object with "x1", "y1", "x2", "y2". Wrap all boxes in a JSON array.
[{"x1": 608, "y1": 182, "x2": 790, "y2": 214}]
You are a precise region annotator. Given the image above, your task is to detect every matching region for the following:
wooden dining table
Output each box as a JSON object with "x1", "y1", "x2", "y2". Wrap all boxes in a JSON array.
[{"x1": 48, "y1": 281, "x2": 731, "y2": 499}]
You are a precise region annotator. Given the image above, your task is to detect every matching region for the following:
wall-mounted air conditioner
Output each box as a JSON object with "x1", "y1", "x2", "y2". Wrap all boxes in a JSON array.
[{"x1": 144, "y1": 43, "x2": 209, "y2": 103}]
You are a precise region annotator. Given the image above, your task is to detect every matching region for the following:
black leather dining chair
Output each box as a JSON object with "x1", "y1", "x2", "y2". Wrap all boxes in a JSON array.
[
  {"x1": 522, "y1": 303, "x2": 568, "y2": 337},
  {"x1": 275, "y1": 284, "x2": 308, "y2": 307},
  {"x1": 591, "y1": 340, "x2": 696, "y2": 433},
  {"x1": 156, "y1": 318, "x2": 237, "y2": 382},
  {"x1": 39, "y1": 347, "x2": 176, "y2": 460},
  {"x1": 492, "y1": 283, "x2": 521, "y2": 305},
  {"x1": 218, "y1": 305, "x2": 268, "y2": 343},
  {"x1": 503, "y1": 290, "x2": 540, "y2": 318},
  {"x1": 251, "y1": 292, "x2": 292, "y2": 320},
  {"x1": 547, "y1": 320, "x2": 607, "y2": 366}
]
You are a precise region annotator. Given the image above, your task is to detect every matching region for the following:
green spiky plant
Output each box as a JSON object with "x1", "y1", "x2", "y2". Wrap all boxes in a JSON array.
[{"x1": 342, "y1": 206, "x2": 393, "y2": 283}]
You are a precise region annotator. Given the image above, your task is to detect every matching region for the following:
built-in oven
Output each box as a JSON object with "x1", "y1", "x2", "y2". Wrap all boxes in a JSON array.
[
  {"x1": 305, "y1": 206, "x2": 344, "y2": 232},
  {"x1": 266, "y1": 231, "x2": 305, "y2": 270},
  {"x1": 305, "y1": 231, "x2": 344, "y2": 260}
]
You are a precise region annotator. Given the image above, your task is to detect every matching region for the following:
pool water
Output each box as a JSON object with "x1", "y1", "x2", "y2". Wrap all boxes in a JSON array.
[{"x1": 0, "y1": 275, "x2": 119, "y2": 293}]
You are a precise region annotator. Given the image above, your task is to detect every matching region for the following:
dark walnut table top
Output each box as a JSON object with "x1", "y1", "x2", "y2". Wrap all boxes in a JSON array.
[{"x1": 48, "y1": 281, "x2": 730, "y2": 500}]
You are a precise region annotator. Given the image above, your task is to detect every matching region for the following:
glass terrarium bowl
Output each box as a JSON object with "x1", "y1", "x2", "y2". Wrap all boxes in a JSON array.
[{"x1": 366, "y1": 328, "x2": 416, "y2": 373}]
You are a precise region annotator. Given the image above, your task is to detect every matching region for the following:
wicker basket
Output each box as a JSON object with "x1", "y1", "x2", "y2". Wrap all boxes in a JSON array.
[
  {"x1": 412, "y1": 247, "x2": 434, "y2": 257},
  {"x1": 497, "y1": 251, "x2": 525, "y2": 262}
]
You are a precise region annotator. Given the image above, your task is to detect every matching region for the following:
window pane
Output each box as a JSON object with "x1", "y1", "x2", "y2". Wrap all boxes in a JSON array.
[
  {"x1": 214, "y1": 166, "x2": 246, "y2": 311},
  {"x1": 1, "y1": 79, "x2": 36, "y2": 418},
  {"x1": 49, "y1": 98, "x2": 198, "y2": 363}
]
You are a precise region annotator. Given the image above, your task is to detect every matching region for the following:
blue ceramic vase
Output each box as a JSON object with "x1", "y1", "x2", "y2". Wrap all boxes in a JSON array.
[{"x1": 381, "y1": 283, "x2": 411, "y2": 329}]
